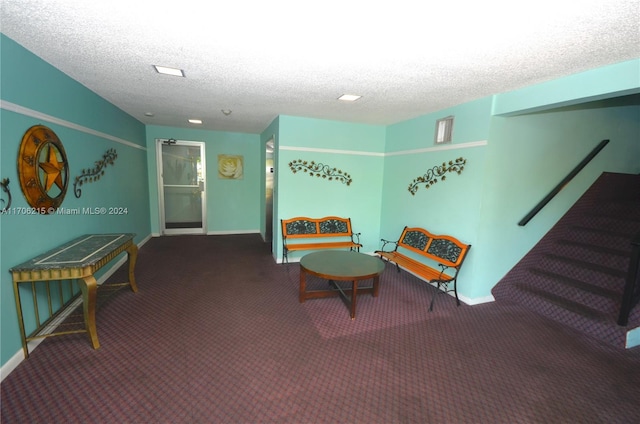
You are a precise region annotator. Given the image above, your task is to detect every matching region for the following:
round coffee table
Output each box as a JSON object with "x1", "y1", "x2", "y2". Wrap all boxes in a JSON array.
[{"x1": 299, "y1": 250, "x2": 385, "y2": 319}]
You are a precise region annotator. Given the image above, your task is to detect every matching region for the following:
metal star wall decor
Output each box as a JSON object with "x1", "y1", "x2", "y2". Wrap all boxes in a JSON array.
[
  {"x1": 17, "y1": 125, "x2": 69, "y2": 213},
  {"x1": 408, "y1": 157, "x2": 466, "y2": 195},
  {"x1": 289, "y1": 159, "x2": 352, "y2": 186},
  {"x1": 73, "y1": 148, "x2": 118, "y2": 198}
]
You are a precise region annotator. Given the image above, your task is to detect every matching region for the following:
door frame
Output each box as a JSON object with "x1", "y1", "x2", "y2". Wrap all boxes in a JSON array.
[
  {"x1": 264, "y1": 136, "x2": 275, "y2": 245},
  {"x1": 156, "y1": 138, "x2": 207, "y2": 235}
]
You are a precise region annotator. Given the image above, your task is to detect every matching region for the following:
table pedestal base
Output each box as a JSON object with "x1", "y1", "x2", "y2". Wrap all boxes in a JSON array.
[{"x1": 299, "y1": 272, "x2": 380, "y2": 319}]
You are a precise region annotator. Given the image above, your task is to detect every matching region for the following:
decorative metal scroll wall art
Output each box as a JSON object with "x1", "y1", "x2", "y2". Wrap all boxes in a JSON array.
[
  {"x1": 73, "y1": 148, "x2": 118, "y2": 198},
  {"x1": 1, "y1": 178, "x2": 12, "y2": 212},
  {"x1": 408, "y1": 157, "x2": 466, "y2": 195},
  {"x1": 289, "y1": 159, "x2": 352, "y2": 186},
  {"x1": 17, "y1": 125, "x2": 69, "y2": 213}
]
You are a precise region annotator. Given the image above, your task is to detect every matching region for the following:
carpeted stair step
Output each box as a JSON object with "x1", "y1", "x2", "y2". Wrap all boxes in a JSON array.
[
  {"x1": 492, "y1": 263, "x2": 622, "y2": 312},
  {"x1": 566, "y1": 216, "x2": 640, "y2": 241},
  {"x1": 514, "y1": 282, "x2": 610, "y2": 321},
  {"x1": 493, "y1": 172, "x2": 640, "y2": 348},
  {"x1": 557, "y1": 239, "x2": 630, "y2": 260},
  {"x1": 586, "y1": 211, "x2": 640, "y2": 225},
  {"x1": 540, "y1": 251, "x2": 626, "y2": 275},
  {"x1": 539, "y1": 252, "x2": 626, "y2": 291},
  {"x1": 586, "y1": 200, "x2": 640, "y2": 223},
  {"x1": 528, "y1": 267, "x2": 620, "y2": 299},
  {"x1": 567, "y1": 225, "x2": 632, "y2": 244},
  {"x1": 547, "y1": 239, "x2": 631, "y2": 271},
  {"x1": 511, "y1": 282, "x2": 627, "y2": 347}
]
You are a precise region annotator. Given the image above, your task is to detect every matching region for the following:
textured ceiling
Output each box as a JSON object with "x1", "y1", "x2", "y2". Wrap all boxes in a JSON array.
[{"x1": 1, "y1": 0, "x2": 639, "y2": 134}]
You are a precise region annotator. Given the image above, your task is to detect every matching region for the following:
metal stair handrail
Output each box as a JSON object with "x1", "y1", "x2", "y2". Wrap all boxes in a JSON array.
[{"x1": 518, "y1": 139, "x2": 610, "y2": 226}]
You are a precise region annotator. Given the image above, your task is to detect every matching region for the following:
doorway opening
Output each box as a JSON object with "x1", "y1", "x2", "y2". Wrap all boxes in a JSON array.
[
  {"x1": 157, "y1": 139, "x2": 206, "y2": 235},
  {"x1": 265, "y1": 137, "x2": 274, "y2": 245}
]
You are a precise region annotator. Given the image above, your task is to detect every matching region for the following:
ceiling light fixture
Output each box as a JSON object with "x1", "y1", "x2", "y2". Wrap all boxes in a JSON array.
[
  {"x1": 338, "y1": 94, "x2": 362, "y2": 102},
  {"x1": 221, "y1": 109, "x2": 232, "y2": 116},
  {"x1": 188, "y1": 119, "x2": 203, "y2": 124},
  {"x1": 153, "y1": 65, "x2": 185, "y2": 77}
]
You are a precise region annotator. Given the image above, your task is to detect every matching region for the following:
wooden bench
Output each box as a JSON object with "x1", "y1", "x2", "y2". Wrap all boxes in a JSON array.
[
  {"x1": 375, "y1": 226, "x2": 471, "y2": 311},
  {"x1": 281, "y1": 216, "x2": 362, "y2": 263}
]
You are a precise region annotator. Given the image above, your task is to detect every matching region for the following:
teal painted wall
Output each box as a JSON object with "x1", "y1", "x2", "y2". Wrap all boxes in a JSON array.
[
  {"x1": 0, "y1": 35, "x2": 150, "y2": 366},
  {"x1": 475, "y1": 101, "x2": 640, "y2": 299},
  {"x1": 2, "y1": 32, "x2": 638, "y2": 370},
  {"x1": 471, "y1": 61, "x2": 640, "y2": 299},
  {"x1": 385, "y1": 97, "x2": 493, "y2": 152},
  {"x1": 380, "y1": 63, "x2": 639, "y2": 302},
  {"x1": 145, "y1": 126, "x2": 261, "y2": 235},
  {"x1": 275, "y1": 115, "x2": 386, "y2": 262},
  {"x1": 381, "y1": 98, "x2": 493, "y2": 303},
  {"x1": 0, "y1": 35, "x2": 144, "y2": 143},
  {"x1": 493, "y1": 59, "x2": 640, "y2": 115}
]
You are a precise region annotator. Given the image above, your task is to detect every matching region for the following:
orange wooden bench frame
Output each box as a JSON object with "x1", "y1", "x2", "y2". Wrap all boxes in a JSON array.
[
  {"x1": 281, "y1": 216, "x2": 362, "y2": 263},
  {"x1": 375, "y1": 226, "x2": 471, "y2": 311}
]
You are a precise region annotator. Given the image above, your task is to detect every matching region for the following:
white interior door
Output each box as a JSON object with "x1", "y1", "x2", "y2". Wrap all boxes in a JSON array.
[{"x1": 157, "y1": 139, "x2": 206, "y2": 235}]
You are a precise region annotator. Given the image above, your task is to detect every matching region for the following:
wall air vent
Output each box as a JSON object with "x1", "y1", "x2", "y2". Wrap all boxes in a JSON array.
[{"x1": 435, "y1": 116, "x2": 454, "y2": 144}]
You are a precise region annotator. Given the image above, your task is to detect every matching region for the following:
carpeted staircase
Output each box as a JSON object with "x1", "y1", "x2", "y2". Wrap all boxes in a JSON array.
[{"x1": 492, "y1": 172, "x2": 640, "y2": 349}]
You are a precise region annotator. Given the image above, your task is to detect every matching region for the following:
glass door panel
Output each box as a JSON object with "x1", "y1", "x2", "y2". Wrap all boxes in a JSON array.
[{"x1": 159, "y1": 140, "x2": 206, "y2": 235}]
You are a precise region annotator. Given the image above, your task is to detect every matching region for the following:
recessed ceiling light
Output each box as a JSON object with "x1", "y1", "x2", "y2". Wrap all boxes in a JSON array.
[
  {"x1": 221, "y1": 109, "x2": 232, "y2": 116},
  {"x1": 144, "y1": 112, "x2": 154, "y2": 117},
  {"x1": 338, "y1": 94, "x2": 362, "y2": 102},
  {"x1": 188, "y1": 119, "x2": 203, "y2": 124},
  {"x1": 153, "y1": 65, "x2": 185, "y2": 77}
]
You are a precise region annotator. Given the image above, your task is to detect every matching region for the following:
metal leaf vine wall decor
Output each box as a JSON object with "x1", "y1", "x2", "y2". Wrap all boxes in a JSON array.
[
  {"x1": 289, "y1": 159, "x2": 352, "y2": 186},
  {"x1": 73, "y1": 148, "x2": 118, "y2": 198},
  {"x1": 1, "y1": 178, "x2": 12, "y2": 212},
  {"x1": 408, "y1": 157, "x2": 466, "y2": 195}
]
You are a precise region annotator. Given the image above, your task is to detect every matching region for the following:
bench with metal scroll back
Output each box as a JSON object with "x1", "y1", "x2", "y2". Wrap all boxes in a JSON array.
[
  {"x1": 375, "y1": 226, "x2": 471, "y2": 311},
  {"x1": 281, "y1": 216, "x2": 362, "y2": 263}
]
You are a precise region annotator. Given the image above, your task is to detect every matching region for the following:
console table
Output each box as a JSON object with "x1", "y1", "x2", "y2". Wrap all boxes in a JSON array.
[{"x1": 10, "y1": 233, "x2": 138, "y2": 358}]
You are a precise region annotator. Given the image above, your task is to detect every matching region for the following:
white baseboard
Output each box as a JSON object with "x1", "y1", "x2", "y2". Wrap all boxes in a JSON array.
[
  {"x1": 138, "y1": 234, "x2": 152, "y2": 247},
  {"x1": 387, "y1": 264, "x2": 494, "y2": 306},
  {"x1": 207, "y1": 229, "x2": 260, "y2": 235},
  {"x1": 460, "y1": 294, "x2": 495, "y2": 305}
]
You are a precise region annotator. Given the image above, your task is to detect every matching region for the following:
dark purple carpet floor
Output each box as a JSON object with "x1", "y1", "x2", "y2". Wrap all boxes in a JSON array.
[{"x1": 2, "y1": 234, "x2": 639, "y2": 423}]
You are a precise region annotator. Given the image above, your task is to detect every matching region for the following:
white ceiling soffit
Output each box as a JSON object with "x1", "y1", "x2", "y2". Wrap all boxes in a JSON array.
[{"x1": 1, "y1": 0, "x2": 639, "y2": 134}]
